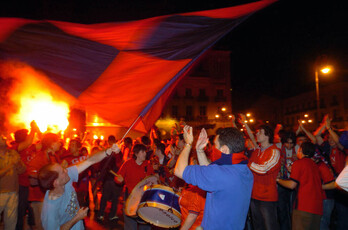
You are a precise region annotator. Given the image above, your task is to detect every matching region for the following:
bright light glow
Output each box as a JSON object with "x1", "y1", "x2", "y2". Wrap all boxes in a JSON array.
[
  {"x1": 304, "y1": 114, "x2": 308, "y2": 118},
  {"x1": 308, "y1": 120, "x2": 313, "y2": 123},
  {"x1": 249, "y1": 119, "x2": 254, "y2": 123},
  {"x1": 73, "y1": 128, "x2": 77, "y2": 131},
  {"x1": 240, "y1": 129, "x2": 244, "y2": 131},
  {"x1": 245, "y1": 120, "x2": 248, "y2": 123},
  {"x1": 100, "y1": 135, "x2": 104, "y2": 140},
  {"x1": 73, "y1": 134, "x2": 78, "y2": 138},
  {"x1": 221, "y1": 107, "x2": 226, "y2": 112},
  {"x1": 301, "y1": 120, "x2": 306, "y2": 124},
  {"x1": 266, "y1": 121, "x2": 269, "y2": 123},
  {"x1": 320, "y1": 67, "x2": 331, "y2": 74},
  {"x1": 215, "y1": 114, "x2": 220, "y2": 118},
  {"x1": 143, "y1": 185, "x2": 148, "y2": 191},
  {"x1": 246, "y1": 113, "x2": 251, "y2": 117},
  {"x1": 93, "y1": 135, "x2": 98, "y2": 140},
  {"x1": 12, "y1": 92, "x2": 69, "y2": 133},
  {"x1": 228, "y1": 115, "x2": 232, "y2": 118}
]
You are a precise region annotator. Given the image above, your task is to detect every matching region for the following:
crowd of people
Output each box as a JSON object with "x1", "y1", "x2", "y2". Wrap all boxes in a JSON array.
[{"x1": 0, "y1": 114, "x2": 347, "y2": 230}]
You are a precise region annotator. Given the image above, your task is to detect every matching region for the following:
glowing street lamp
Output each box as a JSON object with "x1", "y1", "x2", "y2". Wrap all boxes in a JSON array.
[
  {"x1": 304, "y1": 114, "x2": 308, "y2": 118},
  {"x1": 221, "y1": 107, "x2": 226, "y2": 112},
  {"x1": 249, "y1": 119, "x2": 254, "y2": 123},
  {"x1": 246, "y1": 113, "x2": 251, "y2": 117},
  {"x1": 308, "y1": 119, "x2": 313, "y2": 123},
  {"x1": 215, "y1": 114, "x2": 220, "y2": 118},
  {"x1": 315, "y1": 66, "x2": 332, "y2": 123}
]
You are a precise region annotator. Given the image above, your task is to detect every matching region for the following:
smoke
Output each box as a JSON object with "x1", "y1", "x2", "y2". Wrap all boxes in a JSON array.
[{"x1": 0, "y1": 60, "x2": 76, "y2": 134}]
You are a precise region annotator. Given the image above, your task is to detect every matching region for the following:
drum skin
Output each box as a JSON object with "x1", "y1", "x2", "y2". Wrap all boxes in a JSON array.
[
  {"x1": 138, "y1": 185, "x2": 181, "y2": 228},
  {"x1": 125, "y1": 175, "x2": 159, "y2": 216}
]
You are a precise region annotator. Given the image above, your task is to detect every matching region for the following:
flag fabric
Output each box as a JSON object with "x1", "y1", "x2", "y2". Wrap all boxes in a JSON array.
[{"x1": 0, "y1": 0, "x2": 275, "y2": 133}]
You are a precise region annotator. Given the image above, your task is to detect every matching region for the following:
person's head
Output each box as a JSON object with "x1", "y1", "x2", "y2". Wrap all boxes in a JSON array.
[
  {"x1": 297, "y1": 141, "x2": 316, "y2": 159},
  {"x1": 108, "y1": 135, "x2": 116, "y2": 145},
  {"x1": 281, "y1": 132, "x2": 296, "y2": 150},
  {"x1": 14, "y1": 129, "x2": 28, "y2": 143},
  {"x1": 124, "y1": 137, "x2": 133, "y2": 147},
  {"x1": 256, "y1": 125, "x2": 274, "y2": 144},
  {"x1": 176, "y1": 134, "x2": 185, "y2": 149},
  {"x1": 296, "y1": 133, "x2": 308, "y2": 146},
  {"x1": 80, "y1": 147, "x2": 88, "y2": 155},
  {"x1": 38, "y1": 163, "x2": 70, "y2": 191},
  {"x1": 214, "y1": 127, "x2": 245, "y2": 154},
  {"x1": 132, "y1": 144, "x2": 147, "y2": 162},
  {"x1": 141, "y1": 136, "x2": 151, "y2": 146},
  {"x1": 68, "y1": 139, "x2": 81, "y2": 154},
  {"x1": 41, "y1": 133, "x2": 61, "y2": 152},
  {"x1": 328, "y1": 134, "x2": 337, "y2": 148},
  {"x1": 155, "y1": 142, "x2": 165, "y2": 158}
]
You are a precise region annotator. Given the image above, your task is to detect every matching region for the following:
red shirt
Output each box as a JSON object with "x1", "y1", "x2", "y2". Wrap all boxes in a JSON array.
[
  {"x1": 11, "y1": 143, "x2": 37, "y2": 187},
  {"x1": 179, "y1": 185, "x2": 206, "y2": 230},
  {"x1": 290, "y1": 158, "x2": 324, "y2": 215},
  {"x1": 117, "y1": 158, "x2": 154, "y2": 193},
  {"x1": 330, "y1": 147, "x2": 347, "y2": 175},
  {"x1": 248, "y1": 144, "x2": 281, "y2": 201},
  {"x1": 27, "y1": 150, "x2": 59, "y2": 201},
  {"x1": 317, "y1": 161, "x2": 335, "y2": 199}
]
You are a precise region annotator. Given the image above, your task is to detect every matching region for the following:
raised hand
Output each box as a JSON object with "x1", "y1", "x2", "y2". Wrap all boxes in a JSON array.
[
  {"x1": 183, "y1": 125, "x2": 193, "y2": 145},
  {"x1": 238, "y1": 113, "x2": 247, "y2": 124},
  {"x1": 196, "y1": 128, "x2": 208, "y2": 151}
]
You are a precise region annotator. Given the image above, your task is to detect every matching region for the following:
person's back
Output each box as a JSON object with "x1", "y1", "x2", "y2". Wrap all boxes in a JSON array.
[
  {"x1": 194, "y1": 163, "x2": 253, "y2": 229},
  {"x1": 291, "y1": 157, "x2": 323, "y2": 215}
]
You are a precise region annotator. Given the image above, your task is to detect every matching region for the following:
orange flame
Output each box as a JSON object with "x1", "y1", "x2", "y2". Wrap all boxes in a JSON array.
[
  {"x1": 2, "y1": 61, "x2": 74, "y2": 133},
  {"x1": 12, "y1": 92, "x2": 70, "y2": 133}
]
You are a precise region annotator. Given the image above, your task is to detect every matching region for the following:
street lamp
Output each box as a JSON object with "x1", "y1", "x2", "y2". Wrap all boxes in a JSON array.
[{"x1": 315, "y1": 66, "x2": 332, "y2": 123}]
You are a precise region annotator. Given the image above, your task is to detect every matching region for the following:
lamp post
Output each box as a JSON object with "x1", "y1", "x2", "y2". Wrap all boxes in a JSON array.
[{"x1": 315, "y1": 66, "x2": 331, "y2": 123}]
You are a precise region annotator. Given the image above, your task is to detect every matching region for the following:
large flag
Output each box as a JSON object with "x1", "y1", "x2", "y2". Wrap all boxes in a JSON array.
[{"x1": 0, "y1": 0, "x2": 275, "y2": 133}]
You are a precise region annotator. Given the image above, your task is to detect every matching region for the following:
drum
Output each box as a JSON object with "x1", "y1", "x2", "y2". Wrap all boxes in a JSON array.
[
  {"x1": 124, "y1": 175, "x2": 159, "y2": 216},
  {"x1": 137, "y1": 184, "x2": 181, "y2": 228}
]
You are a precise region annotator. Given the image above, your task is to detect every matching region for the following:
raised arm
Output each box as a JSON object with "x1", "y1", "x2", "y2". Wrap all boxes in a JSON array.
[
  {"x1": 298, "y1": 120, "x2": 317, "y2": 144},
  {"x1": 239, "y1": 114, "x2": 257, "y2": 149},
  {"x1": 18, "y1": 120, "x2": 40, "y2": 152},
  {"x1": 231, "y1": 114, "x2": 237, "y2": 128},
  {"x1": 174, "y1": 126, "x2": 193, "y2": 179},
  {"x1": 314, "y1": 115, "x2": 329, "y2": 145},
  {"x1": 196, "y1": 128, "x2": 210, "y2": 166},
  {"x1": 325, "y1": 116, "x2": 344, "y2": 150},
  {"x1": 76, "y1": 143, "x2": 120, "y2": 174}
]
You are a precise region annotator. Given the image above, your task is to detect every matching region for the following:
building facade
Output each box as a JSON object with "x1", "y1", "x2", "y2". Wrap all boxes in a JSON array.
[
  {"x1": 282, "y1": 81, "x2": 348, "y2": 130},
  {"x1": 159, "y1": 49, "x2": 233, "y2": 135}
]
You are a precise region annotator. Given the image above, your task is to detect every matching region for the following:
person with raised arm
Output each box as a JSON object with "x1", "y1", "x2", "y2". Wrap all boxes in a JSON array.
[
  {"x1": 175, "y1": 125, "x2": 253, "y2": 230},
  {"x1": 38, "y1": 141, "x2": 121, "y2": 230},
  {"x1": 239, "y1": 113, "x2": 281, "y2": 230}
]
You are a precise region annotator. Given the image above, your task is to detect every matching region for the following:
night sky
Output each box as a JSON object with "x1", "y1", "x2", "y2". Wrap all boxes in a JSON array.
[{"x1": 1, "y1": 0, "x2": 347, "y2": 111}]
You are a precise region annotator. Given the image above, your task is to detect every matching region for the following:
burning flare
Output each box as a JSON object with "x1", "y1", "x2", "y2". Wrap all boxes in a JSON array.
[{"x1": 12, "y1": 92, "x2": 69, "y2": 133}]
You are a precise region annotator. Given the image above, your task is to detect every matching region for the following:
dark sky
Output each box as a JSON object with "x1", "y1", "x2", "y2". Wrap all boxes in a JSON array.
[{"x1": 1, "y1": 0, "x2": 347, "y2": 110}]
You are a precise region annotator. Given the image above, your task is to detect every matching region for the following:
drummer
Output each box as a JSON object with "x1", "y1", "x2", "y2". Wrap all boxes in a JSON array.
[{"x1": 114, "y1": 144, "x2": 154, "y2": 230}]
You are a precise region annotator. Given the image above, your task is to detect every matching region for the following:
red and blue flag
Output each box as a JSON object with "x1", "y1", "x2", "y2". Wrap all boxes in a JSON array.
[{"x1": 0, "y1": 0, "x2": 275, "y2": 132}]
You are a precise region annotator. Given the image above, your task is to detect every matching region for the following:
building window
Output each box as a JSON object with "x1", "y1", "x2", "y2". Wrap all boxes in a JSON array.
[
  {"x1": 217, "y1": 89, "x2": 224, "y2": 97},
  {"x1": 185, "y1": 88, "x2": 192, "y2": 98},
  {"x1": 199, "y1": 89, "x2": 206, "y2": 97},
  {"x1": 186, "y1": 106, "x2": 193, "y2": 120},
  {"x1": 331, "y1": 95, "x2": 338, "y2": 106},
  {"x1": 199, "y1": 106, "x2": 207, "y2": 116},
  {"x1": 172, "y1": 106, "x2": 178, "y2": 118}
]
